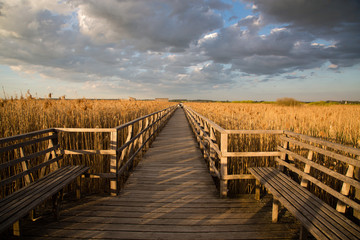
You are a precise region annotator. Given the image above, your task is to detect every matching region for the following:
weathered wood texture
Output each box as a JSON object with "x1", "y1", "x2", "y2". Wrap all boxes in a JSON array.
[
  {"x1": 249, "y1": 167, "x2": 360, "y2": 240},
  {"x1": 15, "y1": 109, "x2": 300, "y2": 239}
]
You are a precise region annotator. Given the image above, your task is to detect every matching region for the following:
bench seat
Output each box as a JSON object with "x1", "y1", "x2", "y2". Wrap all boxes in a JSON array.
[
  {"x1": 249, "y1": 167, "x2": 360, "y2": 240},
  {"x1": 0, "y1": 165, "x2": 89, "y2": 234}
]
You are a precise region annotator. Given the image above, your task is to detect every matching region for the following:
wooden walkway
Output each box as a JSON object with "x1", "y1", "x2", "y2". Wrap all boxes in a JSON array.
[{"x1": 19, "y1": 109, "x2": 300, "y2": 239}]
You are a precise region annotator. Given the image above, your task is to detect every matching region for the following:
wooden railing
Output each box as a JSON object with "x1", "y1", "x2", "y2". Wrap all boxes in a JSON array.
[
  {"x1": 0, "y1": 129, "x2": 60, "y2": 198},
  {"x1": 0, "y1": 105, "x2": 177, "y2": 198},
  {"x1": 183, "y1": 105, "x2": 282, "y2": 197},
  {"x1": 279, "y1": 131, "x2": 360, "y2": 219},
  {"x1": 183, "y1": 105, "x2": 360, "y2": 220}
]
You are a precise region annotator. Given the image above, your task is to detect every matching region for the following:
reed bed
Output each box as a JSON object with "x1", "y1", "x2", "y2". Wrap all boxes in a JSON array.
[
  {"x1": 186, "y1": 102, "x2": 360, "y2": 201},
  {"x1": 0, "y1": 98, "x2": 174, "y2": 194}
]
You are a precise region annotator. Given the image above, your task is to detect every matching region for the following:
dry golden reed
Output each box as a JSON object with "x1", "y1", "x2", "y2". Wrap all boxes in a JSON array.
[
  {"x1": 0, "y1": 97, "x2": 174, "y2": 194},
  {"x1": 186, "y1": 102, "x2": 360, "y2": 147},
  {"x1": 186, "y1": 102, "x2": 360, "y2": 197}
]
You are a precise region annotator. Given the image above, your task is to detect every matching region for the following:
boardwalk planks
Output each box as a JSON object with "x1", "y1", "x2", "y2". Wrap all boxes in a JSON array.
[{"x1": 17, "y1": 109, "x2": 300, "y2": 239}]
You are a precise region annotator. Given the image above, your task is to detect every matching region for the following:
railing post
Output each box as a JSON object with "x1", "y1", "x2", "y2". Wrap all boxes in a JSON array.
[
  {"x1": 110, "y1": 131, "x2": 117, "y2": 196},
  {"x1": 220, "y1": 132, "x2": 228, "y2": 197}
]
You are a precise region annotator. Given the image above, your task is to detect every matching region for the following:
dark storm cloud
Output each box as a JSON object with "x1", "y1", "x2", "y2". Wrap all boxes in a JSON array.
[
  {"x1": 73, "y1": 0, "x2": 224, "y2": 51},
  {"x1": 0, "y1": 0, "x2": 359, "y2": 97}
]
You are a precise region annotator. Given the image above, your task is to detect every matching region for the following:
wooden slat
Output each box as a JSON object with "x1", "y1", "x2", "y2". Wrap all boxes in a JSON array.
[
  {"x1": 224, "y1": 174, "x2": 255, "y2": 180},
  {"x1": 225, "y1": 130, "x2": 284, "y2": 134},
  {"x1": 0, "y1": 154, "x2": 63, "y2": 187},
  {"x1": 281, "y1": 136, "x2": 360, "y2": 167},
  {"x1": 55, "y1": 128, "x2": 116, "y2": 132},
  {"x1": 0, "y1": 144, "x2": 60, "y2": 170},
  {"x1": 278, "y1": 146, "x2": 360, "y2": 189},
  {"x1": 17, "y1": 109, "x2": 300, "y2": 240},
  {"x1": 275, "y1": 156, "x2": 360, "y2": 212},
  {"x1": 0, "y1": 165, "x2": 89, "y2": 233},
  {"x1": 250, "y1": 167, "x2": 359, "y2": 240},
  {"x1": 223, "y1": 151, "x2": 281, "y2": 157},
  {"x1": 183, "y1": 105, "x2": 225, "y2": 133},
  {"x1": 0, "y1": 134, "x2": 56, "y2": 154},
  {"x1": 115, "y1": 105, "x2": 176, "y2": 131},
  {"x1": 284, "y1": 130, "x2": 360, "y2": 156},
  {"x1": 0, "y1": 128, "x2": 55, "y2": 144},
  {"x1": 63, "y1": 149, "x2": 116, "y2": 155}
]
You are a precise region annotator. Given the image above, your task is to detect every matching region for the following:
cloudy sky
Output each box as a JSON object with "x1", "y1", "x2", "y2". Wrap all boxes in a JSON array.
[{"x1": 0, "y1": 0, "x2": 359, "y2": 101}]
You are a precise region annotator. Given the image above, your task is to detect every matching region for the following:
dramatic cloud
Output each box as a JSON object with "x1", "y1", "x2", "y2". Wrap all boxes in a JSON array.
[{"x1": 0, "y1": 0, "x2": 359, "y2": 99}]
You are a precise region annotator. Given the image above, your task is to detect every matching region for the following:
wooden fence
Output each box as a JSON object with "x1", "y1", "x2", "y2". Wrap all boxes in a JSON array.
[
  {"x1": 0, "y1": 105, "x2": 177, "y2": 198},
  {"x1": 183, "y1": 105, "x2": 360, "y2": 220}
]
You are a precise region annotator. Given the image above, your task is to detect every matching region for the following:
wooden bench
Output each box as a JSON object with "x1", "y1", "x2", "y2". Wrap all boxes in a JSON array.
[
  {"x1": 249, "y1": 131, "x2": 360, "y2": 240},
  {"x1": 249, "y1": 167, "x2": 360, "y2": 240},
  {"x1": 0, "y1": 129, "x2": 89, "y2": 236}
]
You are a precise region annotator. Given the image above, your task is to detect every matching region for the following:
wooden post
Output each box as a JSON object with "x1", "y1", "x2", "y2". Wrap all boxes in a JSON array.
[
  {"x1": 41, "y1": 131, "x2": 59, "y2": 177},
  {"x1": 336, "y1": 153, "x2": 357, "y2": 213},
  {"x1": 209, "y1": 127, "x2": 216, "y2": 175},
  {"x1": 255, "y1": 179, "x2": 261, "y2": 200},
  {"x1": 354, "y1": 165, "x2": 360, "y2": 219},
  {"x1": 110, "y1": 131, "x2": 117, "y2": 196},
  {"x1": 220, "y1": 132, "x2": 228, "y2": 198},
  {"x1": 279, "y1": 139, "x2": 289, "y2": 172},
  {"x1": 272, "y1": 198, "x2": 280, "y2": 223},
  {"x1": 137, "y1": 120, "x2": 143, "y2": 159},
  {"x1": 299, "y1": 225, "x2": 309, "y2": 240},
  {"x1": 145, "y1": 118, "x2": 150, "y2": 150},
  {"x1": 300, "y1": 150, "x2": 313, "y2": 188},
  {"x1": 19, "y1": 147, "x2": 31, "y2": 185},
  {"x1": 13, "y1": 221, "x2": 20, "y2": 236},
  {"x1": 76, "y1": 176, "x2": 81, "y2": 200}
]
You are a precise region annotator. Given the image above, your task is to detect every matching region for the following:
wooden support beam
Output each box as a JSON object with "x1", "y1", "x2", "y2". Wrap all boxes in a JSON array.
[
  {"x1": 110, "y1": 131, "x2": 117, "y2": 196},
  {"x1": 220, "y1": 132, "x2": 228, "y2": 198}
]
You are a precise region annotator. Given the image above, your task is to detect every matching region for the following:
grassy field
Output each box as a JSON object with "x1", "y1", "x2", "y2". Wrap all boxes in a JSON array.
[
  {"x1": 0, "y1": 98, "x2": 174, "y2": 194},
  {"x1": 185, "y1": 102, "x2": 360, "y2": 199},
  {"x1": 186, "y1": 102, "x2": 360, "y2": 147},
  {"x1": 0, "y1": 98, "x2": 173, "y2": 138}
]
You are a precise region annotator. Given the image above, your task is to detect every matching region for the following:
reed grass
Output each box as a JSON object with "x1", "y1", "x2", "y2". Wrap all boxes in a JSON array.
[
  {"x1": 0, "y1": 97, "x2": 174, "y2": 194},
  {"x1": 186, "y1": 102, "x2": 360, "y2": 200}
]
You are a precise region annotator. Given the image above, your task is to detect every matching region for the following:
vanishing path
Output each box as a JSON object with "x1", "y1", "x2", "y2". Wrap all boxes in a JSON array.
[{"x1": 21, "y1": 109, "x2": 299, "y2": 239}]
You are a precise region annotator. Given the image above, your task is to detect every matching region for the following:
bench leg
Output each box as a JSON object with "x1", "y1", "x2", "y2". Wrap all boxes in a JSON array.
[
  {"x1": 13, "y1": 220, "x2": 20, "y2": 236},
  {"x1": 255, "y1": 180, "x2": 261, "y2": 200},
  {"x1": 272, "y1": 198, "x2": 280, "y2": 223},
  {"x1": 299, "y1": 225, "x2": 309, "y2": 240},
  {"x1": 52, "y1": 190, "x2": 63, "y2": 220},
  {"x1": 76, "y1": 175, "x2": 81, "y2": 200}
]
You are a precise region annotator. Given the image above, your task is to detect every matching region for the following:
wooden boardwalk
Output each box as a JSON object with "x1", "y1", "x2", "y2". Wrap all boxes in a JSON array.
[{"x1": 19, "y1": 109, "x2": 300, "y2": 239}]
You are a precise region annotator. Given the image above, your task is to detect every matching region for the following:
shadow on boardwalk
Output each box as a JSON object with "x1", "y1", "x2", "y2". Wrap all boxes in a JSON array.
[{"x1": 17, "y1": 109, "x2": 300, "y2": 239}]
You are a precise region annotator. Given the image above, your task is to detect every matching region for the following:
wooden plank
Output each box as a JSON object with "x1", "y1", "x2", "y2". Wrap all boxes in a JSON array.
[
  {"x1": 11, "y1": 109, "x2": 300, "y2": 240},
  {"x1": 281, "y1": 136, "x2": 360, "y2": 167},
  {"x1": 223, "y1": 174, "x2": 255, "y2": 180},
  {"x1": 63, "y1": 149, "x2": 116, "y2": 155},
  {"x1": 220, "y1": 132, "x2": 228, "y2": 197},
  {"x1": 284, "y1": 130, "x2": 360, "y2": 156},
  {"x1": 266, "y1": 168, "x2": 360, "y2": 237},
  {"x1": 55, "y1": 128, "x2": 116, "y2": 132},
  {"x1": 223, "y1": 151, "x2": 281, "y2": 157},
  {"x1": 0, "y1": 166, "x2": 89, "y2": 232},
  {"x1": 255, "y1": 167, "x2": 360, "y2": 239},
  {"x1": 275, "y1": 156, "x2": 360, "y2": 212},
  {"x1": 225, "y1": 129, "x2": 284, "y2": 134},
  {"x1": 0, "y1": 154, "x2": 63, "y2": 187},
  {"x1": 0, "y1": 144, "x2": 60, "y2": 170},
  {"x1": 183, "y1": 105, "x2": 225, "y2": 133},
  {"x1": 249, "y1": 168, "x2": 336, "y2": 240},
  {"x1": 0, "y1": 128, "x2": 55, "y2": 144},
  {"x1": 278, "y1": 146, "x2": 360, "y2": 189},
  {"x1": 0, "y1": 134, "x2": 55, "y2": 154}
]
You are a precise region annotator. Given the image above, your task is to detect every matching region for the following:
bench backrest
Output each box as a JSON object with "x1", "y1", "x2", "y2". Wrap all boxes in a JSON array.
[
  {"x1": 0, "y1": 129, "x2": 63, "y2": 199},
  {"x1": 276, "y1": 130, "x2": 360, "y2": 219}
]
